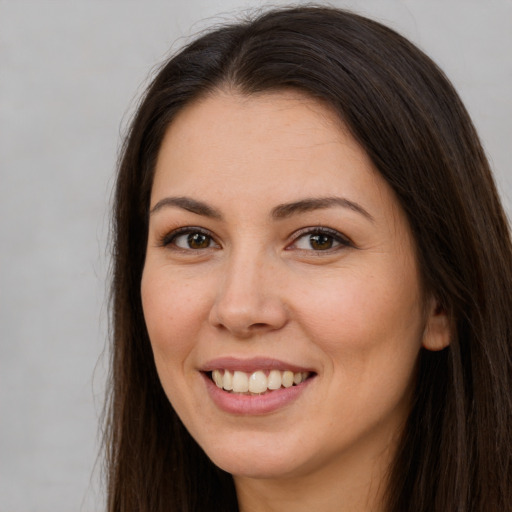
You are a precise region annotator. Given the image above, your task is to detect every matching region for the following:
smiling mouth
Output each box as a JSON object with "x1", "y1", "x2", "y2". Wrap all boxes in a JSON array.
[{"x1": 208, "y1": 369, "x2": 313, "y2": 395}]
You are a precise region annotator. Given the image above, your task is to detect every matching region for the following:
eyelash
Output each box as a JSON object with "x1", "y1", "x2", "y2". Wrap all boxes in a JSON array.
[
  {"x1": 159, "y1": 226, "x2": 353, "y2": 253},
  {"x1": 287, "y1": 226, "x2": 353, "y2": 252},
  {"x1": 160, "y1": 226, "x2": 219, "y2": 251}
]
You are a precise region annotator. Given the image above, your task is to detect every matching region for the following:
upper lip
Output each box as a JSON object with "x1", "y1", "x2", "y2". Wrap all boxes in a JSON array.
[{"x1": 200, "y1": 356, "x2": 315, "y2": 374}]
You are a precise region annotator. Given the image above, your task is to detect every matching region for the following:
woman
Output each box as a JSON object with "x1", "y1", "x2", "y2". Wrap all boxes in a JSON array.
[{"x1": 105, "y1": 6, "x2": 512, "y2": 511}]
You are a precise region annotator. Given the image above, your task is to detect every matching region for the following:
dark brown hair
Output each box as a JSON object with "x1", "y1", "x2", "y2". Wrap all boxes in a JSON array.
[{"x1": 105, "y1": 6, "x2": 512, "y2": 511}]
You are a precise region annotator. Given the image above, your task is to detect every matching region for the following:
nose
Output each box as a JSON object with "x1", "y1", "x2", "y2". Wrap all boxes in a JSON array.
[{"x1": 208, "y1": 251, "x2": 289, "y2": 338}]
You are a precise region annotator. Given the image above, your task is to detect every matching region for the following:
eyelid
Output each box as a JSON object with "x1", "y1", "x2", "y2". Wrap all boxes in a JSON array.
[
  {"x1": 286, "y1": 226, "x2": 354, "y2": 251},
  {"x1": 160, "y1": 226, "x2": 220, "y2": 249}
]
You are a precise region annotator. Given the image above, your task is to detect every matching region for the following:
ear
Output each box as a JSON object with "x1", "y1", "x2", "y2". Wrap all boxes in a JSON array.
[{"x1": 422, "y1": 297, "x2": 451, "y2": 351}]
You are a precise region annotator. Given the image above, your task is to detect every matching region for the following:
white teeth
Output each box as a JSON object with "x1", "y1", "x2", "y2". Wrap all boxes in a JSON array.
[
  {"x1": 212, "y1": 369, "x2": 223, "y2": 388},
  {"x1": 267, "y1": 370, "x2": 282, "y2": 390},
  {"x1": 223, "y1": 370, "x2": 233, "y2": 390},
  {"x1": 232, "y1": 371, "x2": 249, "y2": 393},
  {"x1": 282, "y1": 370, "x2": 294, "y2": 388},
  {"x1": 211, "y1": 369, "x2": 310, "y2": 394},
  {"x1": 248, "y1": 371, "x2": 268, "y2": 393}
]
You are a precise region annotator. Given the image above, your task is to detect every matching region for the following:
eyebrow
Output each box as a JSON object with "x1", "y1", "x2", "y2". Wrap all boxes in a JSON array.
[
  {"x1": 271, "y1": 197, "x2": 374, "y2": 222},
  {"x1": 149, "y1": 195, "x2": 374, "y2": 222},
  {"x1": 150, "y1": 196, "x2": 222, "y2": 219}
]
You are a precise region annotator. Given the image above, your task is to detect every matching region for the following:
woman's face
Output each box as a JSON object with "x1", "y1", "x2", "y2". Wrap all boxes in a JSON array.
[{"x1": 141, "y1": 90, "x2": 448, "y2": 484}]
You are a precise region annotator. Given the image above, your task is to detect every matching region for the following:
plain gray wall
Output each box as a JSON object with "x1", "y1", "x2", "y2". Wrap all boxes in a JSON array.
[{"x1": 1, "y1": 1, "x2": 510, "y2": 511}]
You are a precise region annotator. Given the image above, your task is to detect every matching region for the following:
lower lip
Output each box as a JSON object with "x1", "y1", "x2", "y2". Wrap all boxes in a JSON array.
[{"x1": 202, "y1": 373, "x2": 314, "y2": 415}]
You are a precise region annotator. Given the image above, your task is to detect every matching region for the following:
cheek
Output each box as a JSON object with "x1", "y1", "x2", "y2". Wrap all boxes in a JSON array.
[
  {"x1": 140, "y1": 266, "x2": 210, "y2": 364},
  {"x1": 140, "y1": 265, "x2": 215, "y2": 422},
  {"x1": 294, "y1": 265, "x2": 424, "y2": 372},
  {"x1": 297, "y1": 272, "x2": 423, "y2": 434}
]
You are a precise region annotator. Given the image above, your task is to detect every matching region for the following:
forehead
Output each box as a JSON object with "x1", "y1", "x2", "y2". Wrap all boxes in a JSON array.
[{"x1": 152, "y1": 90, "x2": 384, "y2": 204}]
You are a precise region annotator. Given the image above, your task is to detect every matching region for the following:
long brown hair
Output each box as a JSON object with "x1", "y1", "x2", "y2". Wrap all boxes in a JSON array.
[{"x1": 105, "y1": 6, "x2": 512, "y2": 511}]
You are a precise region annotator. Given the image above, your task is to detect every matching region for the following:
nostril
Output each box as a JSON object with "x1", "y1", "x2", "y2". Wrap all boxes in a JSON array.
[{"x1": 250, "y1": 322, "x2": 270, "y2": 330}]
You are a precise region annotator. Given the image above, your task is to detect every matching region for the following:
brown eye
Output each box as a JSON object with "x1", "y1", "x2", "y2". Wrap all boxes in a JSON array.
[
  {"x1": 309, "y1": 233, "x2": 334, "y2": 250},
  {"x1": 290, "y1": 227, "x2": 352, "y2": 252},
  {"x1": 187, "y1": 232, "x2": 211, "y2": 249},
  {"x1": 165, "y1": 229, "x2": 218, "y2": 250}
]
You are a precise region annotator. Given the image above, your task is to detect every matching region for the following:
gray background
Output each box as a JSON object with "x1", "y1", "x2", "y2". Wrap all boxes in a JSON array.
[{"x1": 1, "y1": 1, "x2": 510, "y2": 511}]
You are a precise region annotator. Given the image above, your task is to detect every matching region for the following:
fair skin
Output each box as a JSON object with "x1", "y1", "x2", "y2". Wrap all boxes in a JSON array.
[{"x1": 141, "y1": 90, "x2": 450, "y2": 512}]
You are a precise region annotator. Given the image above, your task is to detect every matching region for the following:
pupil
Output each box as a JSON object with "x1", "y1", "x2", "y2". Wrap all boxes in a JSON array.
[
  {"x1": 188, "y1": 233, "x2": 209, "y2": 249},
  {"x1": 310, "y1": 234, "x2": 332, "y2": 250}
]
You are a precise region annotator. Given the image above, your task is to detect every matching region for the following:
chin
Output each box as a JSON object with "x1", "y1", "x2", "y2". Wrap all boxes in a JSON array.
[
  {"x1": 197, "y1": 430, "x2": 314, "y2": 480},
  {"x1": 211, "y1": 454, "x2": 304, "y2": 480}
]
